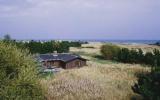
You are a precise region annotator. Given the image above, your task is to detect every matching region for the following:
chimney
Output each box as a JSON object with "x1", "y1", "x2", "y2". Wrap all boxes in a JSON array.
[
  {"x1": 53, "y1": 51, "x2": 58, "y2": 56},
  {"x1": 54, "y1": 51, "x2": 57, "y2": 54}
]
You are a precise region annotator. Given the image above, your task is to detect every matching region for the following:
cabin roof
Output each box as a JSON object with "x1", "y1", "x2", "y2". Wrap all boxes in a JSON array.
[{"x1": 37, "y1": 53, "x2": 86, "y2": 63}]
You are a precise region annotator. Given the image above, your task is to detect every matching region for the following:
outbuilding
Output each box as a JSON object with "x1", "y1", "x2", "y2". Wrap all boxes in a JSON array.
[{"x1": 37, "y1": 53, "x2": 87, "y2": 69}]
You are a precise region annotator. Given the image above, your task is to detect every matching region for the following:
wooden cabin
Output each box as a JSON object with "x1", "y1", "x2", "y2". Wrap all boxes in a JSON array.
[{"x1": 37, "y1": 53, "x2": 87, "y2": 69}]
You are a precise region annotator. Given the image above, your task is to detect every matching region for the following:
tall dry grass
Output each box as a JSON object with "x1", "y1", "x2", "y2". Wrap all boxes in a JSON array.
[
  {"x1": 40, "y1": 42, "x2": 154, "y2": 100},
  {"x1": 70, "y1": 42, "x2": 160, "y2": 54},
  {"x1": 41, "y1": 61, "x2": 150, "y2": 100},
  {"x1": 116, "y1": 43, "x2": 160, "y2": 53}
]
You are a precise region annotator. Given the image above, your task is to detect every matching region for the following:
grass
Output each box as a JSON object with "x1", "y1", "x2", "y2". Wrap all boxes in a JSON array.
[
  {"x1": 90, "y1": 56, "x2": 117, "y2": 64},
  {"x1": 39, "y1": 72, "x2": 54, "y2": 79},
  {"x1": 40, "y1": 42, "x2": 157, "y2": 100},
  {"x1": 92, "y1": 55, "x2": 119, "y2": 64},
  {"x1": 71, "y1": 51, "x2": 118, "y2": 64},
  {"x1": 116, "y1": 43, "x2": 160, "y2": 53},
  {"x1": 41, "y1": 62, "x2": 150, "y2": 100},
  {"x1": 91, "y1": 57, "x2": 118, "y2": 64}
]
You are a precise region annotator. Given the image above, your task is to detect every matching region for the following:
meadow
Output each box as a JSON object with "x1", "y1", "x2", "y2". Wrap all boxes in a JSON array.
[{"x1": 40, "y1": 42, "x2": 157, "y2": 100}]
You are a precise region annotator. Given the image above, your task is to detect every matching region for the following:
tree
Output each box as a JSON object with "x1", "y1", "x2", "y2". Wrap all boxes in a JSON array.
[
  {"x1": 153, "y1": 49, "x2": 160, "y2": 67},
  {"x1": 117, "y1": 48, "x2": 130, "y2": 63},
  {"x1": 137, "y1": 49, "x2": 144, "y2": 64},
  {"x1": 0, "y1": 41, "x2": 44, "y2": 100},
  {"x1": 144, "y1": 52, "x2": 154, "y2": 66},
  {"x1": 133, "y1": 68, "x2": 160, "y2": 100},
  {"x1": 100, "y1": 44, "x2": 120, "y2": 60},
  {"x1": 128, "y1": 49, "x2": 138, "y2": 63},
  {"x1": 3, "y1": 34, "x2": 11, "y2": 41}
]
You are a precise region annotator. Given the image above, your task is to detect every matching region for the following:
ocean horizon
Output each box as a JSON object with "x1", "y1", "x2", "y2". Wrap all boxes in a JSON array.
[{"x1": 12, "y1": 39, "x2": 160, "y2": 44}]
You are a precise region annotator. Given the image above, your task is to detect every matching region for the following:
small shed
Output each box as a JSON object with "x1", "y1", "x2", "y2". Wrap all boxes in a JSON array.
[{"x1": 37, "y1": 53, "x2": 87, "y2": 69}]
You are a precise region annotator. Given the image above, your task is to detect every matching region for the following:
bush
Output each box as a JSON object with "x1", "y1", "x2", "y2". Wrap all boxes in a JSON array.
[
  {"x1": 144, "y1": 52, "x2": 154, "y2": 66},
  {"x1": 0, "y1": 42, "x2": 44, "y2": 100},
  {"x1": 117, "y1": 48, "x2": 144, "y2": 64},
  {"x1": 128, "y1": 49, "x2": 139, "y2": 63},
  {"x1": 117, "y1": 48, "x2": 130, "y2": 63},
  {"x1": 11, "y1": 40, "x2": 83, "y2": 54},
  {"x1": 137, "y1": 49, "x2": 144, "y2": 64},
  {"x1": 155, "y1": 42, "x2": 160, "y2": 46},
  {"x1": 100, "y1": 44, "x2": 120, "y2": 60},
  {"x1": 101, "y1": 44, "x2": 160, "y2": 66},
  {"x1": 153, "y1": 49, "x2": 160, "y2": 66},
  {"x1": 132, "y1": 49, "x2": 160, "y2": 100},
  {"x1": 133, "y1": 68, "x2": 160, "y2": 100}
]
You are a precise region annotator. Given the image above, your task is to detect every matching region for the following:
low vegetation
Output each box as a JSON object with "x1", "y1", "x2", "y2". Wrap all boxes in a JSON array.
[
  {"x1": 1, "y1": 40, "x2": 159, "y2": 100},
  {"x1": 0, "y1": 42, "x2": 44, "y2": 100},
  {"x1": 4, "y1": 40, "x2": 83, "y2": 54},
  {"x1": 154, "y1": 41, "x2": 160, "y2": 46},
  {"x1": 101, "y1": 44, "x2": 160, "y2": 67},
  {"x1": 100, "y1": 44, "x2": 120, "y2": 60},
  {"x1": 133, "y1": 67, "x2": 160, "y2": 100},
  {"x1": 100, "y1": 44, "x2": 160, "y2": 100},
  {"x1": 41, "y1": 62, "x2": 149, "y2": 100},
  {"x1": 116, "y1": 43, "x2": 160, "y2": 53}
]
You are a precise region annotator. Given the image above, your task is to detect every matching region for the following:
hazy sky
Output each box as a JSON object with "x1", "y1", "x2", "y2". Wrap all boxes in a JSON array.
[{"x1": 0, "y1": 0, "x2": 160, "y2": 40}]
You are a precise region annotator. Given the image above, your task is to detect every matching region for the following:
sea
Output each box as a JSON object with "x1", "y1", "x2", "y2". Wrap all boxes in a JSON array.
[
  {"x1": 84, "y1": 40, "x2": 160, "y2": 44},
  {"x1": 64, "y1": 39, "x2": 160, "y2": 45},
  {"x1": 16, "y1": 39, "x2": 160, "y2": 45}
]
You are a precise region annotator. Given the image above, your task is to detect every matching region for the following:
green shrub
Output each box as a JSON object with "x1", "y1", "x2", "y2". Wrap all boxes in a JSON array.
[
  {"x1": 144, "y1": 52, "x2": 154, "y2": 66},
  {"x1": 100, "y1": 44, "x2": 120, "y2": 60},
  {"x1": 0, "y1": 42, "x2": 44, "y2": 100},
  {"x1": 137, "y1": 49, "x2": 144, "y2": 64},
  {"x1": 132, "y1": 49, "x2": 160, "y2": 100},
  {"x1": 153, "y1": 49, "x2": 160, "y2": 66},
  {"x1": 101, "y1": 45, "x2": 160, "y2": 66},
  {"x1": 11, "y1": 40, "x2": 82, "y2": 54},
  {"x1": 117, "y1": 48, "x2": 130, "y2": 63},
  {"x1": 155, "y1": 42, "x2": 160, "y2": 46},
  {"x1": 133, "y1": 68, "x2": 160, "y2": 100},
  {"x1": 117, "y1": 48, "x2": 144, "y2": 64},
  {"x1": 128, "y1": 49, "x2": 139, "y2": 63}
]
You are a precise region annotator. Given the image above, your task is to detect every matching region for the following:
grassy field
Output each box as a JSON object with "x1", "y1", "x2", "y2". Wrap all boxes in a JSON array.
[
  {"x1": 40, "y1": 42, "x2": 158, "y2": 100},
  {"x1": 116, "y1": 43, "x2": 160, "y2": 53}
]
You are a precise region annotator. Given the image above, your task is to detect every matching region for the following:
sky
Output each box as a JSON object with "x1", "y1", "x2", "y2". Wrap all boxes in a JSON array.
[{"x1": 0, "y1": 0, "x2": 160, "y2": 40}]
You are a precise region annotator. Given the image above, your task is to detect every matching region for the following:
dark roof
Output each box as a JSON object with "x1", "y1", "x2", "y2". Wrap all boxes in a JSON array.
[{"x1": 37, "y1": 53, "x2": 86, "y2": 62}]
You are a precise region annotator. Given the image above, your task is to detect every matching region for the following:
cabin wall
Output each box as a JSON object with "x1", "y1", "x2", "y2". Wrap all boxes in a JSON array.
[
  {"x1": 65, "y1": 59, "x2": 86, "y2": 69},
  {"x1": 41, "y1": 59, "x2": 86, "y2": 69},
  {"x1": 42, "y1": 61, "x2": 64, "y2": 69}
]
